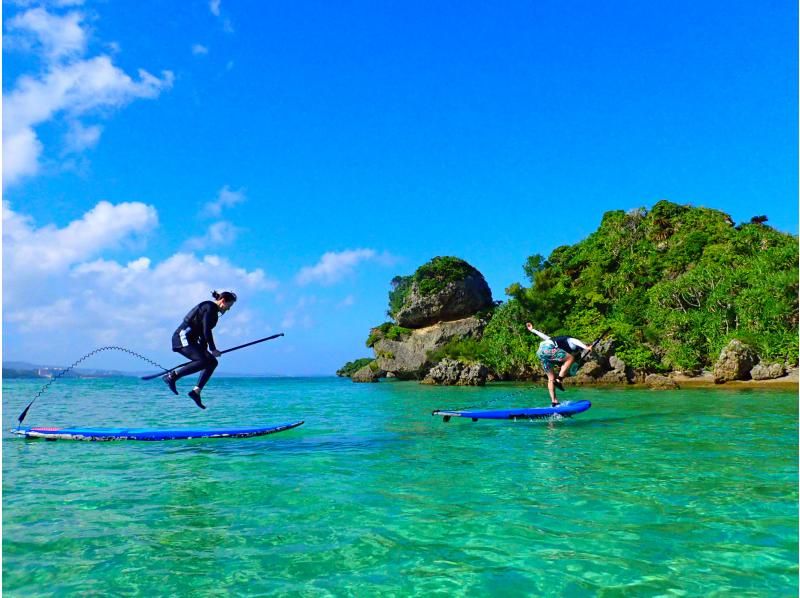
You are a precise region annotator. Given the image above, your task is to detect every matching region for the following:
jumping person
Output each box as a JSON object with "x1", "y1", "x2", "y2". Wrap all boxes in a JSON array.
[
  {"x1": 163, "y1": 290, "x2": 237, "y2": 409},
  {"x1": 526, "y1": 322, "x2": 594, "y2": 406}
]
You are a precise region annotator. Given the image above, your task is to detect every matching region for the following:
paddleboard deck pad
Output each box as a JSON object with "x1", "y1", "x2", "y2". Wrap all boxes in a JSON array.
[
  {"x1": 433, "y1": 401, "x2": 591, "y2": 422},
  {"x1": 12, "y1": 420, "x2": 304, "y2": 441}
]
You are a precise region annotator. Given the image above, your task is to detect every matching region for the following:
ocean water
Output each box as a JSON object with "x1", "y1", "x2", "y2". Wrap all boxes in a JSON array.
[{"x1": 3, "y1": 377, "x2": 798, "y2": 596}]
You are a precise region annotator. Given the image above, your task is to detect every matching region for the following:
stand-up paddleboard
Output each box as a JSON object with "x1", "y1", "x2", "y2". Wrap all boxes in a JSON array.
[
  {"x1": 433, "y1": 401, "x2": 591, "y2": 422},
  {"x1": 12, "y1": 420, "x2": 304, "y2": 441}
]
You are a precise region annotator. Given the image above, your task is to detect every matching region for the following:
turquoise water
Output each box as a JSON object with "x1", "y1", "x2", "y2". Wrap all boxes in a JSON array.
[{"x1": 3, "y1": 377, "x2": 798, "y2": 596}]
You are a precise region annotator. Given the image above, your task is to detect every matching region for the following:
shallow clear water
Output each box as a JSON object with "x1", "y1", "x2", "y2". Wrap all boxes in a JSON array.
[{"x1": 3, "y1": 377, "x2": 798, "y2": 596}]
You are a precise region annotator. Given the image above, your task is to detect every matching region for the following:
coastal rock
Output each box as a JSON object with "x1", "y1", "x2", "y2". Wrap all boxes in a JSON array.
[
  {"x1": 645, "y1": 373, "x2": 679, "y2": 390},
  {"x1": 629, "y1": 369, "x2": 648, "y2": 385},
  {"x1": 351, "y1": 363, "x2": 385, "y2": 383},
  {"x1": 750, "y1": 362, "x2": 786, "y2": 381},
  {"x1": 421, "y1": 359, "x2": 462, "y2": 385},
  {"x1": 460, "y1": 363, "x2": 489, "y2": 386},
  {"x1": 395, "y1": 273, "x2": 493, "y2": 328},
  {"x1": 598, "y1": 369, "x2": 629, "y2": 384},
  {"x1": 713, "y1": 340, "x2": 758, "y2": 383},
  {"x1": 578, "y1": 360, "x2": 604, "y2": 379},
  {"x1": 373, "y1": 316, "x2": 486, "y2": 380},
  {"x1": 609, "y1": 355, "x2": 626, "y2": 373},
  {"x1": 590, "y1": 354, "x2": 629, "y2": 383},
  {"x1": 421, "y1": 358, "x2": 488, "y2": 386},
  {"x1": 572, "y1": 360, "x2": 604, "y2": 385}
]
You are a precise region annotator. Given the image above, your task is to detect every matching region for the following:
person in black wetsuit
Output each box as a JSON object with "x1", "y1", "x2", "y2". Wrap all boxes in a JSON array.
[{"x1": 163, "y1": 290, "x2": 237, "y2": 409}]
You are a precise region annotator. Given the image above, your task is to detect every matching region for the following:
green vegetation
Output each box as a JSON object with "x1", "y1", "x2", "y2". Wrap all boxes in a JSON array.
[
  {"x1": 426, "y1": 202, "x2": 798, "y2": 377},
  {"x1": 507, "y1": 202, "x2": 797, "y2": 372},
  {"x1": 388, "y1": 275, "x2": 413, "y2": 319},
  {"x1": 427, "y1": 338, "x2": 485, "y2": 365},
  {"x1": 336, "y1": 358, "x2": 374, "y2": 377},
  {"x1": 415, "y1": 256, "x2": 478, "y2": 295},
  {"x1": 366, "y1": 322, "x2": 413, "y2": 347},
  {"x1": 387, "y1": 256, "x2": 480, "y2": 318}
]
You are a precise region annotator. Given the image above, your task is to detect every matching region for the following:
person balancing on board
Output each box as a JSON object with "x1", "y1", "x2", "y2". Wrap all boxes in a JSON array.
[
  {"x1": 526, "y1": 322, "x2": 595, "y2": 407},
  {"x1": 163, "y1": 290, "x2": 237, "y2": 409}
]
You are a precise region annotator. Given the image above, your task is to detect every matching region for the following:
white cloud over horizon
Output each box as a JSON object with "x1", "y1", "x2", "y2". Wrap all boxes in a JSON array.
[
  {"x1": 4, "y1": 201, "x2": 279, "y2": 359},
  {"x1": 3, "y1": 5, "x2": 174, "y2": 188}
]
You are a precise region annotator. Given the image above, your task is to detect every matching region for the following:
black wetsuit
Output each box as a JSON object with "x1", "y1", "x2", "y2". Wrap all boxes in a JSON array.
[{"x1": 171, "y1": 301, "x2": 221, "y2": 390}]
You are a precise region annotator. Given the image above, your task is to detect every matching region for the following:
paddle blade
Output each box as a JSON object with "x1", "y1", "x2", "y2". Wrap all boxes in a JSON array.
[
  {"x1": 17, "y1": 400, "x2": 34, "y2": 424},
  {"x1": 141, "y1": 370, "x2": 169, "y2": 381}
]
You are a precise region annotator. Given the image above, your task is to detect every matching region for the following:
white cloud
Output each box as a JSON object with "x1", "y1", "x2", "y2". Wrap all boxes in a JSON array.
[
  {"x1": 207, "y1": 0, "x2": 233, "y2": 33},
  {"x1": 3, "y1": 128, "x2": 43, "y2": 181},
  {"x1": 64, "y1": 120, "x2": 102, "y2": 152},
  {"x1": 3, "y1": 199, "x2": 158, "y2": 274},
  {"x1": 2, "y1": 6, "x2": 174, "y2": 188},
  {"x1": 203, "y1": 185, "x2": 245, "y2": 217},
  {"x1": 64, "y1": 252, "x2": 277, "y2": 347},
  {"x1": 6, "y1": 298, "x2": 75, "y2": 332},
  {"x1": 6, "y1": 7, "x2": 87, "y2": 61},
  {"x1": 192, "y1": 44, "x2": 209, "y2": 55},
  {"x1": 296, "y1": 249, "x2": 398, "y2": 286},
  {"x1": 337, "y1": 295, "x2": 356, "y2": 309},
  {"x1": 281, "y1": 297, "x2": 316, "y2": 330},
  {"x1": 184, "y1": 220, "x2": 241, "y2": 250},
  {"x1": 3, "y1": 202, "x2": 279, "y2": 356}
]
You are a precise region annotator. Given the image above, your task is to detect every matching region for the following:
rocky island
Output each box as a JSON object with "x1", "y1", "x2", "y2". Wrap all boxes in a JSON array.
[{"x1": 341, "y1": 202, "x2": 798, "y2": 388}]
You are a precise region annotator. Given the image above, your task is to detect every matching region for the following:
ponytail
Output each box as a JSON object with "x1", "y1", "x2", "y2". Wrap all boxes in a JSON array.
[{"x1": 212, "y1": 290, "x2": 238, "y2": 303}]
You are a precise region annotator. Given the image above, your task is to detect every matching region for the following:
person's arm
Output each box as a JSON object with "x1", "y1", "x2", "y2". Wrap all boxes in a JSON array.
[
  {"x1": 526, "y1": 322, "x2": 551, "y2": 341},
  {"x1": 568, "y1": 337, "x2": 590, "y2": 352},
  {"x1": 201, "y1": 305, "x2": 219, "y2": 353}
]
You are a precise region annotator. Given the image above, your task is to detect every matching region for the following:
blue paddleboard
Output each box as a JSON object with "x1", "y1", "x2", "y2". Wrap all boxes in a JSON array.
[
  {"x1": 12, "y1": 420, "x2": 304, "y2": 441},
  {"x1": 433, "y1": 400, "x2": 591, "y2": 422}
]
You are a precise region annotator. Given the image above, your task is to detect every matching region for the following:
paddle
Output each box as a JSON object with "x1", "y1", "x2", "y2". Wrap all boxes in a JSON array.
[
  {"x1": 568, "y1": 329, "x2": 612, "y2": 377},
  {"x1": 579, "y1": 329, "x2": 612, "y2": 361},
  {"x1": 141, "y1": 333, "x2": 285, "y2": 380}
]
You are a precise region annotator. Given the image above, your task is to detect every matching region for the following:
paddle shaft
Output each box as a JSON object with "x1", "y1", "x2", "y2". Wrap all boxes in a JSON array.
[
  {"x1": 580, "y1": 329, "x2": 611, "y2": 361},
  {"x1": 141, "y1": 333, "x2": 284, "y2": 380}
]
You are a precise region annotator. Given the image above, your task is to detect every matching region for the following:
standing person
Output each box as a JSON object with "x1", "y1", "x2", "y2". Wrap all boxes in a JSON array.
[
  {"x1": 163, "y1": 290, "x2": 237, "y2": 409},
  {"x1": 526, "y1": 322, "x2": 594, "y2": 406}
]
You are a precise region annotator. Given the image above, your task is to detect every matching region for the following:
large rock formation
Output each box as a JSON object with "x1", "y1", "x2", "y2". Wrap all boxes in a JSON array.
[
  {"x1": 372, "y1": 316, "x2": 486, "y2": 380},
  {"x1": 359, "y1": 256, "x2": 495, "y2": 381},
  {"x1": 713, "y1": 339, "x2": 758, "y2": 383},
  {"x1": 395, "y1": 272, "x2": 493, "y2": 328}
]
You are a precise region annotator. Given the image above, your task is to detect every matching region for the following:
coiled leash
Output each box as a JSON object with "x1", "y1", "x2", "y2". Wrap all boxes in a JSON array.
[{"x1": 15, "y1": 346, "x2": 167, "y2": 430}]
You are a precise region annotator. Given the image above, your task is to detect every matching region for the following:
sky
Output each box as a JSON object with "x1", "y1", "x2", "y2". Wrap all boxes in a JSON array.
[{"x1": 3, "y1": 0, "x2": 797, "y2": 376}]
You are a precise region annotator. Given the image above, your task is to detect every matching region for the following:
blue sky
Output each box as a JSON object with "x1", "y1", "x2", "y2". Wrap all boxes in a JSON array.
[{"x1": 3, "y1": 0, "x2": 797, "y2": 375}]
